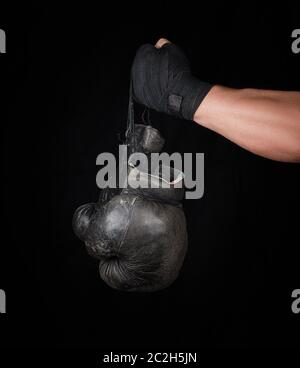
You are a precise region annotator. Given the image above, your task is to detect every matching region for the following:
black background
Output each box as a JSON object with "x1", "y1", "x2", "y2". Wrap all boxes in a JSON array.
[{"x1": 1, "y1": 2, "x2": 300, "y2": 354}]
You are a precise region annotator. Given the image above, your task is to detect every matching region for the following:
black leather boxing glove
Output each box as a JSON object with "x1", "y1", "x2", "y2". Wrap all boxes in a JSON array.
[
  {"x1": 73, "y1": 125, "x2": 188, "y2": 292},
  {"x1": 73, "y1": 192, "x2": 187, "y2": 291},
  {"x1": 131, "y1": 43, "x2": 213, "y2": 120}
]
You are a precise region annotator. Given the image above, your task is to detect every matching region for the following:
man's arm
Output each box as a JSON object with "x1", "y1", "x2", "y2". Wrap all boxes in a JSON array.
[
  {"x1": 132, "y1": 38, "x2": 300, "y2": 163},
  {"x1": 195, "y1": 86, "x2": 300, "y2": 162}
]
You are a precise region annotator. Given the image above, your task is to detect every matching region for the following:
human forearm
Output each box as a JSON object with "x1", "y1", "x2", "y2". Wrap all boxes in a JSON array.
[{"x1": 194, "y1": 86, "x2": 300, "y2": 162}]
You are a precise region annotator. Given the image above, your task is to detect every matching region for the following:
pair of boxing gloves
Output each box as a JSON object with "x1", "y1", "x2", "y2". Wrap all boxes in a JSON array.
[{"x1": 73, "y1": 42, "x2": 212, "y2": 291}]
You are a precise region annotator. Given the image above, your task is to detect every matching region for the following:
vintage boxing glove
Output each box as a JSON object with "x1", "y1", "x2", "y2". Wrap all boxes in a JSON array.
[{"x1": 73, "y1": 125, "x2": 188, "y2": 292}]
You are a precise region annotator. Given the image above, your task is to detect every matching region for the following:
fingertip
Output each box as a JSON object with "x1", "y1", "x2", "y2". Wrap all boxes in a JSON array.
[{"x1": 155, "y1": 38, "x2": 171, "y2": 49}]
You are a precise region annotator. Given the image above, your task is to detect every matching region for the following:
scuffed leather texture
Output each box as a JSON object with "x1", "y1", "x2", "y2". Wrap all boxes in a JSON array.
[
  {"x1": 131, "y1": 43, "x2": 213, "y2": 120},
  {"x1": 73, "y1": 194, "x2": 187, "y2": 291},
  {"x1": 73, "y1": 125, "x2": 188, "y2": 292},
  {"x1": 126, "y1": 124, "x2": 165, "y2": 154}
]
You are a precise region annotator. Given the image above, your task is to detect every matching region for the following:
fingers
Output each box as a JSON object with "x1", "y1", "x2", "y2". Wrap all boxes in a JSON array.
[
  {"x1": 155, "y1": 38, "x2": 171, "y2": 49},
  {"x1": 135, "y1": 39, "x2": 171, "y2": 57},
  {"x1": 154, "y1": 39, "x2": 189, "y2": 67}
]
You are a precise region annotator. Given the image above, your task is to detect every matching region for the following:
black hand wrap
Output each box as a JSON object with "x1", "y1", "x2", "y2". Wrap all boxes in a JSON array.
[{"x1": 132, "y1": 43, "x2": 213, "y2": 120}]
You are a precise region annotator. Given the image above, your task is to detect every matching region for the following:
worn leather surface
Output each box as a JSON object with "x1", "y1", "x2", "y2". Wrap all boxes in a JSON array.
[{"x1": 73, "y1": 125, "x2": 188, "y2": 291}]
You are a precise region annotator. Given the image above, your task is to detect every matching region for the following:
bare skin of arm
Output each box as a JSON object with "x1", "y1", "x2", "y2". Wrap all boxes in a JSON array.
[
  {"x1": 194, "y1": 86, "x2": 300, "y2": 162},
  {"x1": 156, "y1": 38, "x2": 300, "y2": 163}
]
